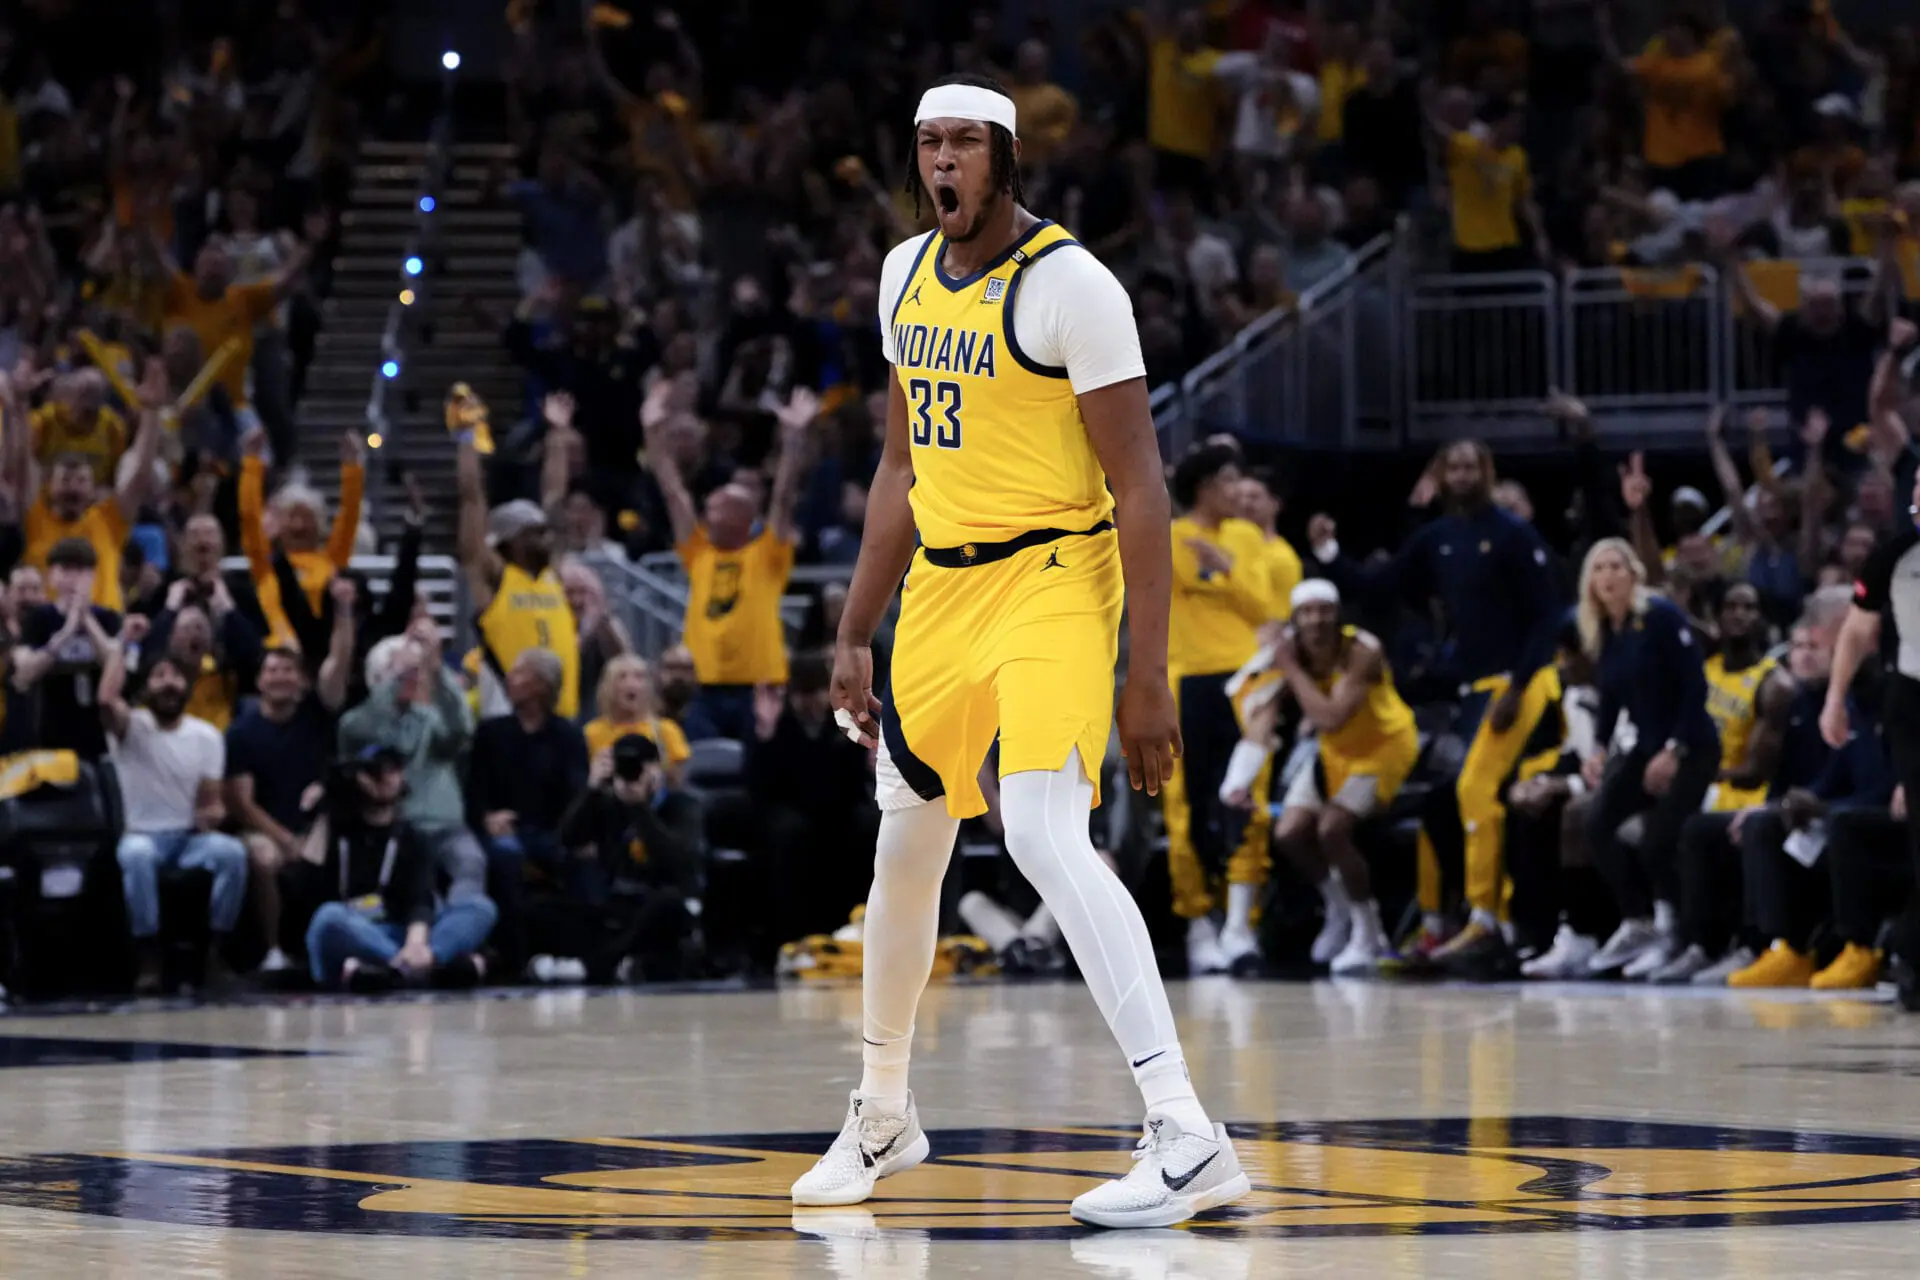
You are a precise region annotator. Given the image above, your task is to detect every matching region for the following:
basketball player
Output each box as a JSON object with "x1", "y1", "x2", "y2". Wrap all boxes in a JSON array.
[
  {"x1": 457, "y1": 389, "x2": 580, "y2": 719},
  {"x1": 792, "y1": 74, "x2": 1249, "y2": 1230}
]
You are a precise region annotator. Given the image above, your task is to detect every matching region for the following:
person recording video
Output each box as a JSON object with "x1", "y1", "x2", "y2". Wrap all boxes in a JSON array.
[{"x1": 548, "y1": 732, "x2": 702, "y2": 981}]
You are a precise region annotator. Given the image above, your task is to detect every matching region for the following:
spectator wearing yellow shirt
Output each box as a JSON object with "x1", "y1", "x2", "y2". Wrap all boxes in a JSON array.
[
  {"x1": 1144, "y1": 0, "x2": 1226, "y2": 199},
  {"x1": 1009, "y1": 40, "x2": 1078, "y2": 170},
  {"x1": 7, "y1": 359, "x2": 169, "y2": 613},
  {"x1": 642, "y1": 379, "x2": 812, "y2": 742},
  {"x1": 237, "y1": 428, "x2": 364, "y2": 657},
  {"x1": 1434, "y1": 93, "x2": 1550, "y2": 272},
  {"x1": 583, "y1": 654, "x2": 693, "y2": 787},
  {"x1": 154, "y1": 212, "x2": 323, "y2": 462},
  {"x1": 1620, "y1": 14, "x2": 1733, "y2": 200},
  {"x1": 30, "y1": 370, "x2": 126, "y2": 487},
  {"x1": 1316, "y1": 21, "x2": 1366, "y2": 154}
]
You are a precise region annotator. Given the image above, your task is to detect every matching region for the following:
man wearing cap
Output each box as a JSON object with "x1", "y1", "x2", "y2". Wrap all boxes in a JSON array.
[
  {"x1": 458, "y1": 389, "x2": 580, "y2": 720},
  {"x1": 300, "y1": 743, "x2": 497, "y2": 992}
]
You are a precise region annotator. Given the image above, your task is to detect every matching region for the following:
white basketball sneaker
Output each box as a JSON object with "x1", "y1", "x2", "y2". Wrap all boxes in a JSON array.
[
  {"x1": 790, "y1": 1091, "x2": 931, "y2": 1207},
  {"x1": 1069, "y1": 1110, "x2": 1251, "y2": 1229}
]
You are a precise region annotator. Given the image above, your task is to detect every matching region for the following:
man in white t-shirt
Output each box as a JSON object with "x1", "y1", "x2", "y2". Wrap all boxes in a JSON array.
[{"x1": 103, "y1": 648, "x2": 248, "y2": 994}]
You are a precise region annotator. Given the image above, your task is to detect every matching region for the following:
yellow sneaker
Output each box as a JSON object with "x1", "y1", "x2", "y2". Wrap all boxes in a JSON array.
[
  {"x1": 1728, "y1": 940, "x2": 1814, "y2": 988},
  {"x1": 1811, "y1": 942, "x2": 1882, "y2": 990}
]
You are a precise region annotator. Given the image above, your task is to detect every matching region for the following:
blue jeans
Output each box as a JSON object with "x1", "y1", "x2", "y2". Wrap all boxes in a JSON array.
[
  {"x1": 485, "y1": 828, "x2": 606, "y2": 970},
  {"x1": 118, "y1": 830, "x2": 249, "y2": 939},
  {"x1": 687, "y1": 685, "x2": 754, "y2": 742},
  {"x1": 305, "y1": 896, "x2": 499, "y2": 986}
]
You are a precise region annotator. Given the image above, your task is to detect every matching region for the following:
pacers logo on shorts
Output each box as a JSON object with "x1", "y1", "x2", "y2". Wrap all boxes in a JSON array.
[{"x1": 2, "y1": 1117, "x2": 1918, "y2": 1240}]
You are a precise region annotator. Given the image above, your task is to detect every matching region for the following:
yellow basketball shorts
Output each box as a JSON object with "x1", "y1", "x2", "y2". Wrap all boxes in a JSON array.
[{"x1": 877, "y1": 528, "x2": 1123, "y2": 818}]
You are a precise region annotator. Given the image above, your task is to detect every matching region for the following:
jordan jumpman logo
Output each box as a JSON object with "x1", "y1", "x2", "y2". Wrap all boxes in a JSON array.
[{"x1": 1041, "y1": 548, "x2": 1065, "y2": 571}]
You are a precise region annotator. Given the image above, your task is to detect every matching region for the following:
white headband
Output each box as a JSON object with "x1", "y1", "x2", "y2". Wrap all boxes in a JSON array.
[
  {"x1": 1292, "y1": 579, "x2": 1341, "y2": 611},
  {"x1": 914, "y1": 84, "x2": 1017, "y2": 138}
]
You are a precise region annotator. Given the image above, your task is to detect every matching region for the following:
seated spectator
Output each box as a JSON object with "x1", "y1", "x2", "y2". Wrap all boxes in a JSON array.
[
  {"x1": 301, "y1": 746, "x2": 497, "y2": 992},
  {"x1": 10, "y1": 538, "x2": 124, "y2": 761},
  {"x1": 237, "y1": 427, "x2": 363, "y2": 655},
  {"x1": 1578, "y1": 539, "x2": 1721, "y2": 977},
  {"x1": 9, "y1": 359, "x2": 168, "y2": 611},
  {"x1": 559, "y1": 556, "x2": 631, "y2": 719},
  {"x1": 227, "y1": 582, "x2": 355, "y2": 975},
  {"x1": 583, "y1": 653, "x2": 691, "y2": 785},
  {"x1": 643, "y1": 379, "x2": 812, "y2": 741},
  {"x1": 339, "y1": 620, "x2": 486, "y2": 903},
  {"x1": 1814, "y1": 785, "x2": 1914, "y2": 990},
  {"x1": 1251, "y1": 584, "x2": 1420, "y2": 976},
  {"x1": 1729, "y1": 678, "x2": 1894, "y2": 989},
  {"x1": 1281, "y1": 193, "x2": 1352, "y2": 294},
  {"x1": 102, "y1": 647, "x2": 248, "y2": 995},
  {"x1": 745, "y1": 652, "x2": 879, "y2": 951},
  {"x1": 1667, "y1": 608, "x2": 1832, "y2": 983},
  {"x1": 550, "y1": 733, "x2": 703, "y2": 982},
  {"x1": 471, "y1": 648, "x2": 590, "y2": 972}
]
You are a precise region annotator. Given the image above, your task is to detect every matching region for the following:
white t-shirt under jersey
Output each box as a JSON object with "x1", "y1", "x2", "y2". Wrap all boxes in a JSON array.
[{"x1": 876, "y1": 228, "x2": 1147, "y2": 394}]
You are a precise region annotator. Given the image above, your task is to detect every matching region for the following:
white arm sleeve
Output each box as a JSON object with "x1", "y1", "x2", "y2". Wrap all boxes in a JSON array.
[
  {"x1": 1010, "y1": 246, "x2": 1148, "y2": 395},
  {"x1": 876, "y1": 233, "x2": 935, "y2": 365}
]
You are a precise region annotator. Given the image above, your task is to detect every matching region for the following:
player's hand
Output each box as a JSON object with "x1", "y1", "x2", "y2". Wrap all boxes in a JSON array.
[
  {"x1": 830, "y1": 639, "x2": 882, "y2": 748},
  {"x1": 1819, "y1": 692, "x2": 1850, "y2": 749},
  {"x1": 1183, "y1": 537, "x2": 1232, "y2": 577},
  {"x1": 1117, "y1": 673, "x2": 1181, "y2": 797}
]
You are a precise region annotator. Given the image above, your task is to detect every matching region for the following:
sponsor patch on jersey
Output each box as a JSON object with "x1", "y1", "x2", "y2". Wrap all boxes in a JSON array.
[{"x1": 982, "y1": 277, "x2": 1007, "y2": 305}]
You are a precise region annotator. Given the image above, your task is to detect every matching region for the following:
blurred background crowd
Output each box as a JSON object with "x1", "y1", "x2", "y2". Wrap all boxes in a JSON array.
[{"x1": 0, "y1": 0, "x2": 1916, "y2": 1005}]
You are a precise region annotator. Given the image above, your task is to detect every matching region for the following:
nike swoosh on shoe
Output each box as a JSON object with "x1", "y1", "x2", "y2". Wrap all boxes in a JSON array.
[{"x1": 1161, "y1": 1148, "x2": 1218, "y2": 1192}]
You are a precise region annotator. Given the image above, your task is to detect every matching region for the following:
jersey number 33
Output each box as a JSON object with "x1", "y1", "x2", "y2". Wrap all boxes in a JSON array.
[{"x1": 906, "y1": 377, "x2": 964, "y2": 450}]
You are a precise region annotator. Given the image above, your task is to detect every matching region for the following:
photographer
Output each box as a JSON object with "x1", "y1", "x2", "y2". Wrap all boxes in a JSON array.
[
  {"x1": 552, "y1": 733, "x2": 702, "y2": 982},
  {"x1": 299, "y1": 746, "x2": 498, "y2": 992}
]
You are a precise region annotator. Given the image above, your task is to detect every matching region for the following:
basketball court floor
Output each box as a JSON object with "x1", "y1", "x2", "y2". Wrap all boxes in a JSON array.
[{"x1": 0, "y1": 978, "x2": 1917, "y2": 1277}]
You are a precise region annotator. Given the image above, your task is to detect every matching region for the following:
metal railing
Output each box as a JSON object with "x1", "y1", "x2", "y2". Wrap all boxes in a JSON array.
[
  {"x1": 1405, "y1": 255, "x2": 1899, "y2": 442},
  {"x1": 362, "y1": 53, "x2": 461, "y2": 480},
  {"x1": 1153, "y1": 232, "x2": 1401, "y2": 456}
]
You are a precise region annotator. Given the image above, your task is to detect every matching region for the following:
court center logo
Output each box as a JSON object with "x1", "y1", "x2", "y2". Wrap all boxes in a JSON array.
[{"x1": 1, "y1": 1117, "x2": 1918, "y2": 1240}]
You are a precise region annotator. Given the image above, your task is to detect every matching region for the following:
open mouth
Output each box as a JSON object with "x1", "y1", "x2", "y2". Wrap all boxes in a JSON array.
[{"x1": 936, "y1": 186, "x2": 960, "y2": 216}]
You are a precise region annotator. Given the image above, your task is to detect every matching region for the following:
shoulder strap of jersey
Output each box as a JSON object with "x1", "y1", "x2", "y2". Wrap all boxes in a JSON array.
[
  {"x1": 1002, "y1": 223, "x2": 1083, "y2": 380},
  {"x1": 889, "y1": 232, "x2": 940, "y2": 329}
]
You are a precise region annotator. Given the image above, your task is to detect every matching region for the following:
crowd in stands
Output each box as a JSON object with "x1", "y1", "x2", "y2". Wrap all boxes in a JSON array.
[{"x1": 4, "y1": 0, "x2": 1920, "y2": 1007}]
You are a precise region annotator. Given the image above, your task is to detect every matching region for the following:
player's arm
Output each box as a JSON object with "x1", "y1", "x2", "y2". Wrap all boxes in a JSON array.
[
  {"x1": 768, "y1": 387, "x2": 818, "y2": 546},
  {"x1": 830, "y1": 370, "x2": 917, "y2": 745},
  {"x1": 113, "y1": 360, "x2": 169, "y2": 525},
  {"x1": 1723, "y1": 666, "x2": 1794, "y2": 790},
  {"x1": 640, "y1": 379, "x2": 699, "y2": 548},
  {"x1": 1284, "y1": 633, "x2": 1383, "y2": 735},
  {"x1": 455, "y1": 421, "x2": 502, "y2": 611},
  {"x1": 1082, "y1": 374, "x2": 1181, "y2": 791}
]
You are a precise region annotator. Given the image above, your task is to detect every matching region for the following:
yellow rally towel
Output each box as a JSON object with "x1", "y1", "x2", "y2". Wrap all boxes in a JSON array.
[
  {"x1": 445, "y1": 381, "x2": 495, "y2": 456},
  {"x1": 0, "y1": 750, "x2": 81, "y2": 802}
]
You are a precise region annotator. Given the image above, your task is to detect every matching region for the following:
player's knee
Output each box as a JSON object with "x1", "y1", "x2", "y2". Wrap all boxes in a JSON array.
[{"x1": 1316, "y1": 806, "x2": 1357, "y2": 846}]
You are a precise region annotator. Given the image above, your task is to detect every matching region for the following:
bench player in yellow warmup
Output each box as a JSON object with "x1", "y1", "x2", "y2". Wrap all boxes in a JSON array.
[{"x1": 795, "y1": 73, "x2": 1249, "y2": 1230}]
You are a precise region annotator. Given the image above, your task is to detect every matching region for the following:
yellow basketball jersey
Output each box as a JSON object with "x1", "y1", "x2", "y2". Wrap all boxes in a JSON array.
[
  {"x1": 1704, "y1": 651, "x2": 1776, "y2": 810},
  {"x1": 888, "y1": 220, "x2": 1112, "y2": 548},
  {"x1": 477, "y1": 562, "x2": 579, "y2": 718},
  {"x1": 1316, "y1": 627, "x2": 1417, "y2": 761},
  {"x1": 1170, "y1": 515, "x2": 1272, "y2": 676}
]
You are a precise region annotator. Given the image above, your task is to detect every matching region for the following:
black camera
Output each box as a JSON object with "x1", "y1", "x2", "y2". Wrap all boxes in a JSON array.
[{"x1": 611, "y1": 733, "x2": 660, "y2": 782}]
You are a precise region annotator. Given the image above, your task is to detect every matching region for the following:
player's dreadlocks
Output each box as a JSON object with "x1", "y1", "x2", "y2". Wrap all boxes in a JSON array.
[{"x1": 904, "y1": 71, "x2": 1026, "y2": 216}]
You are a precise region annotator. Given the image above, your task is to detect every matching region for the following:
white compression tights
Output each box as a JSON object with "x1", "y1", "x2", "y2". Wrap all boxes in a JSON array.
[{"x1": 860, "y1": 752, "x2": 1203, "y2": 1128}]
